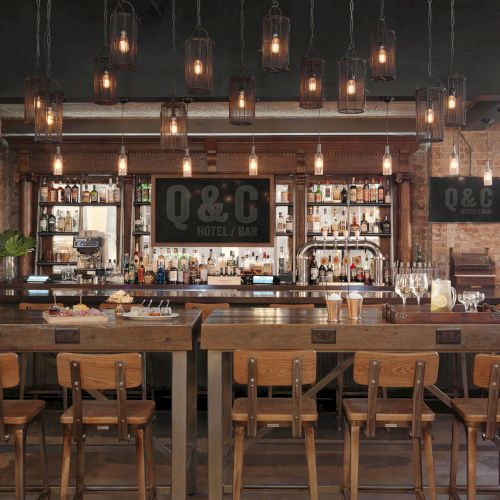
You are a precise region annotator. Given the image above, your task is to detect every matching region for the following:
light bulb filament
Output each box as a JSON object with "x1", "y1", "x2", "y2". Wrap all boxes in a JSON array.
[
  {"x1": 183, "y1": 151, "x2": 192, "y2": 178},
  {"x1": 119, "y1": 30, "x2": 129, "y2": 54},
  {"x1": 425, "y1": 106, "x2": 435, "y2": 124},
  {"x1": 271, "y1": 33, "x2": 280, "y2": 54},
  {"x1": 382, "y1": 146, "x2": 392, "y2": 175},
  {"x1": 237, "y1": 89, "x2": 246, "y2": 109},
  {"x1": 378, "y1": 44, "x2": 387, "y2": 64},
  {"x1": 102, "y1": 69, "x2": 111, "y2": 89},
  {"x1": 347, "y1": 78, "x2": 356, "y2": 96},
  {"x1": 308, "y1": 73, "x2": 317, "y2": 92},
  {"x1": 193, "y1": 59, "x2": 203, "y2": 76},
  {"x1": 170, "y1": 115, "x2": 178, "y2": 135},
  {"x1": 35, "y1": 96, "x2": 42, "y2": 109},
  {"x1": 46, "y1": 106, "x2": 54, "y2": 126},
  {"x1": 249, "y1": 146, "x2": 258, "y2": 175},
  {"x1": 448, "y1": 92, "x2": 457, "y2": 110}
]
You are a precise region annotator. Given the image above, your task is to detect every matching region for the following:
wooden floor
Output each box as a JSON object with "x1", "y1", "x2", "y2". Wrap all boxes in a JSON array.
[{"x1": 0, "y1": 411, "x2": 497, "y2": 499}]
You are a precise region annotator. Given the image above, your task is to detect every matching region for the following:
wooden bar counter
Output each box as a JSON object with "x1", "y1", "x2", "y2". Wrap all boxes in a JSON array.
[{"x1": 201, "y1": 307, "x2": 500, "y2": 499}]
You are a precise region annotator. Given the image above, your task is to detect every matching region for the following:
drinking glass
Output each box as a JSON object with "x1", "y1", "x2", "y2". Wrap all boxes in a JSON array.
[
  {"x1": 394, "y1": 274, "x2": 412, "y2": 309},
  {"x1": 410, "y1": 273, "x2": 428, "y2": 309},
  {"x1": 457, "y1": 293, "x2": 468, "y2": 312}
]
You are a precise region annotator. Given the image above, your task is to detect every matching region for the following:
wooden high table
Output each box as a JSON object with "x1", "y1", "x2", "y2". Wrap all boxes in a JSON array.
[
  {"x1": 0, "y1": 306, "x2": 202, "y2": 499},
  {"x1": 201, "y1": 307, "x2": 500, "y2": 499}
]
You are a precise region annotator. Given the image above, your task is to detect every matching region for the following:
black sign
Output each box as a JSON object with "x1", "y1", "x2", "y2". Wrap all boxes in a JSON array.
[
  {"x1": 429, "y1": 177, "x2": 500, "y2": 223},
  {"x1": 152, "y1": 177, "x2": 273, "y2": 245}
]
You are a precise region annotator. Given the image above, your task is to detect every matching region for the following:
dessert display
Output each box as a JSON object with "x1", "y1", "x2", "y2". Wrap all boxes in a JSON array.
[{"x1": 107, "y1": 290, "x2": 134, "y2": 304}]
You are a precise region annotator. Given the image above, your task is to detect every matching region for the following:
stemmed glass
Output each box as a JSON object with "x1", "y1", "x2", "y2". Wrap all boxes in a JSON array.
[
  {"x1": 410, "y1": 273, "x2": 429, "y2": 310},
  {"x1": 394, "y1": 274, "x2": 412, "y2": 309},
  {"x1": 458, "y1": 293, "x2": 468, "y2": 312}
]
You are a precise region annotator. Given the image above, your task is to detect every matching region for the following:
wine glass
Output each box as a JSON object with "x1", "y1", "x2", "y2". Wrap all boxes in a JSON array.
[
  {"x1": 410, "y1": 273, "x2": 428, "y2": 309},
  {"x1": 394, "y1": 274, "x2": 412, "y2": 309},
  {"x1": 457, "y1": 293, "x2": 468, "y2": 312}
]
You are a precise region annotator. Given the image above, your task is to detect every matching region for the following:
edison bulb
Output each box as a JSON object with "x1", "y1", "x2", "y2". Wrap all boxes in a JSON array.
[
  {"x1": 46, "y1": 106, "x2": 54, "y2": 126},
  {"x1": 449, "y1": 146, "x2": 459, "y2": 175},
  {"x1": 237, "y1": 89, "x2": 246, "y2": 109},
  {"x1": 183, "y1": 150, "x2": 192, "y2": 178},
  {"x1": 484, "y1": 161, "x2": 493, "y2": 186},
  {"x1": 382, "y1": 145, "x2": 392, "y2": 176},
  {"x1": 170, "y1": 115, "x2": 178, "y2": 135},
  {"x1": 308, "y1": 74, "x2": 317, "y2": 92},
  {"x1": 425, "y1": 107, "x2": 435, "y2": 124},
  {"x1": 314, "y1": 144, "x2": 323, "y2": 176},
  {"x1": 53, "y1": 145, "x2": 63, "y2": 176},
  {"x1": 117, "y1": 145, "x2": 128, "y2": 176},
  {"x1": 35, "y1": 96, "x2": 42, "y2": 109},
  {"x1": 378, "y1": 44, "x2": 387, "y2": 64},
  {"x1": 118, "y1": 30, "x2": 129, "y2": 54},
  {"x1": 347, "y1": 78, "x2": 356, "y2": 95},
  {"x1": 271, "y1": 33, "x2": 280, "y2": 54},
  {"x1": 448, "y1": 92, "x2": 457, "y2": 110},
  {"x1": 249, "y1": 146, "x2": 258, "y2": 176},
  {"x1": 193, "y1": 59, "x2": 203, "y2": 76},
  {"x1": 102, "y1": 69, "x2": 111, "y2": 89}
]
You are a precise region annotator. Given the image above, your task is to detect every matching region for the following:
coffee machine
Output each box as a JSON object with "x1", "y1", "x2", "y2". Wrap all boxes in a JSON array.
[{"x1": 73, "y1": 237, "x2": 104, "y2": 282}]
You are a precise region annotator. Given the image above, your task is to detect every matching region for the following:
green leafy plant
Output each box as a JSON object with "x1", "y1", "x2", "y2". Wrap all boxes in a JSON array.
[{"x1": 0, "y1": 230, "x2": 36, "y2": 260}]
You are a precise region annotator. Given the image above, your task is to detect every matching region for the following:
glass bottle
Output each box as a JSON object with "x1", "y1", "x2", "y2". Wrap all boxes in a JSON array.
[
  {"x1": 278, "y1": 247, "x2": 285, "y2": 274},
  {"x1": 57, "y1": 183, "x2": 65, "y2": 203},
  {"x1": 144, "y1": 263, "x2": 156, "y2": 285},
  {"x1": 40, "y1": 208, "x2": 48, "y2": 232},
  {"x1": 71, "y1": 179, "x2": 79, "y2": 203},
  {"x1": 377, "y1": 176, "x2": 384, "y2": 203},
  {"x1": 360, "y1": 212, "x2": 368, "y2": 234},
  {"x1": 169, "y1": 254, "x2": 178, "y2": 284},
  {"x1": 90, "y1": 185, "x2": 98, "y2": 203},
  {"x1": 137, "y1": 258, "x2": 145, "y2": 284},
  {"x1": 64, "y1": 211, "x2": 73, "y2": 232},
  {"x1": 48, "y1": 209, "x2": 56, "y2": 232},
  {"x1": 314, "y1": 183, "x2": 322, "y2": 203},
  {"x1": 341, "y1": 184, "x2": 348, "y2": 204},
  {"x1": 370, "y1": 177, "x2": 377, "y2": 203},
  {"x1": 384, "y1": 178, "x2": 391, "y2": 204},
  {"x1": 113, "y1": 179, "x2": 121, "y2": 203},
  {"x1": 199, "y1": 254, "x2": 208, "y2": 284},
  {"x1": 207, "y1": 249, "x2": 215, "y2": 276},
  {"x1": 64, "y1": 179, "x2": 72, "y2": 203},
  {"x1": 40, "y1": 177, "x2": 49, "y2": 202},
  {"x1": 285, "y1": 211, "x2": 293, "y2": 233},
  {"x1": 324, "y1": 181, "x2": 332, "y2": 202},
  {"x1": 309, "y1": 252, "x2": 319, "y2": 285},
  {"x1": 307, "y1": 185, "x2": 315, "y2": 203},
  {"x1": 382, "y1": 215, "x2": 391, "y2": 234},
  {"x1": 277, "y1": 212, "x2": 285, "y2": 233},
  {"x1": 349, "y1": 177, "x2": 357, "y2": 203},
  {"x1": 81, "y1": 184, "x2": 90, "y2": 203},
  {"x1": 136, "y1": 177, "x2": 143, "y2": 202}
]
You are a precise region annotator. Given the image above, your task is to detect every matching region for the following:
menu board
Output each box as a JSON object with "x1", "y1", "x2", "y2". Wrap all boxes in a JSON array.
[
  {"x1": 429, "y1": 176, "x2": 500, "y2": 223},
  {"x1": 152, "y1": 176, "x2": 274, "y2": 245}
]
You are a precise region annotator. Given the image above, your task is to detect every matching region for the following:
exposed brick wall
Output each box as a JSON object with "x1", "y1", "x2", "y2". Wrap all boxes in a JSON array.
[{"x1": 0, "y1": 139, "x2": 18, "y2": 232}]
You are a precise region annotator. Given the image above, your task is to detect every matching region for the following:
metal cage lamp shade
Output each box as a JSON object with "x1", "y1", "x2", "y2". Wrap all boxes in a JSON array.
[
  {"x1": 370, "y1": 25, "x2": 396, "y2": 81},
  {"x1": 415, "y1": 85, "x2": 445, "y2": 143},
  {"x1": 160, "y1": 101, "x2": 188, "y2": 150},
  {"x1": 24, "y1": 72, "x2": 44, "y2": 124},
  {"x1": 34, "y1": 78, "x2": 63, "y2": 143},
  {"x1": 300, "y1": 58, "x2": 324, "y2": 109},
  {"x1": 338, "y1": 57, "x2": 366, "y2": 114},
  {"x1": 229, "y1": 75, "x2": 256, "y2": 125},
  {"x1": 109, "y1": 1, "x2": 138, "y2": 70},
  {"x1": 93, "y1": 51, "x2": 118, "y2": 105},
  {"x1": 185, "y1": 28, "x2": 214, "y2": 95},
  {"x1": 446, "y1": 74, "x2": 466, "y2": 127},
  {"x1": 262, "y1": 2, "x2": 290, "y2": 72}
]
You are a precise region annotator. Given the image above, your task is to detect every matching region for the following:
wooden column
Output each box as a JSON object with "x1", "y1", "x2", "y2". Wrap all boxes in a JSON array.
[
  {"x1": 19, "y1": 174, "x2": 34, "y2": 275},
  {"x1": 395, "y1": 173, "x2": 412, "y2": 263},
  {"x1": 295, "y1": 151, "x2": 306, "y2": 251}
]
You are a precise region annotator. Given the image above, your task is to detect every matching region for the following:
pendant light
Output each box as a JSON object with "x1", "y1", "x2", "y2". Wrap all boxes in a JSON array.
[
  {"x1": 117, "y1": 98, "x2": 128, "y2": 176},
  {"x1": 382, "y1": 97, "x2": 392, "y2": 175},
  {"x1": 338, "y1": 0, "x2": 366, "y2": 114},
  {"x1": 185, "y1": 0, "x2": 214, "y2": 95},
  {"x1": 24, "y1": 0, "x2": 43, "y2": 124},
  {"x1": 299, "y1": 0, "x2": 324, "y2": 109},
  {"x1": 229, "y1": 0, "x2": 256, "y2": 125},
  {"x1": 314, "y1": 110, "x2": 323, "y2": 175},
  {"x1": 484, "y1": 122, "x2": 493, "y2": 186},
  {"x1": 94, "y1": 0, "x2": 118, "y2": 105},
  {"x1": 109, "y1": 0, "x2": 138, "y2": 70},
  {"x1": 52, "y1": 144, "x2": 63, "y2": 176},
  {"x1": 448, "y1": 127, "x2": 459, "y2": 175},
  {"x1": 183, "y1": 149, "x2": 192, "y2": 177},
  {"x1": 249, "y1": 135, "x2": 258, "y2": 176},
  {"x1": 415, "y1": 0, "x2": 445, "y2": 143},
  {"x1": 34, "y1": 0, "x2": 63, "y2": 143},
  {"x1": 445, "y1": 0, "x2": 466, "y2": 127},
  {"x1": 370, "y1": 0, "x2": 396, "y2": 81},
  {"x1": 262, "y1": 1, "x2": 290, "y2": 72},
  {"x1": 161, "y1": 0, "x2": 188, "y2": 150}
]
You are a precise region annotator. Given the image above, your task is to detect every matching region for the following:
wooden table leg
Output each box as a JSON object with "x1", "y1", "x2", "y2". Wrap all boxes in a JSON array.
[{"x1": 466, "y1": 426, "x2": 477, "y2": 500}]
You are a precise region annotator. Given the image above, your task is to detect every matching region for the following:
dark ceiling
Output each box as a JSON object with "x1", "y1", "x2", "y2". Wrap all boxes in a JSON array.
[{"x1": 0, "y1": 0, "x2": 498, "y2": 103}]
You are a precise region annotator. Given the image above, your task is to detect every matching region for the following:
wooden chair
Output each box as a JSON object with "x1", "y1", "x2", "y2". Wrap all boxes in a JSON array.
[
  {"x1": 0, "y1": 353, "x2": 49, "y2": 500},
  {"x1": 185, "y1": 302, "x2": 230, "y2": 321},
  {"x1": 450, "y1": 354, "x2": 500, "y2": 500},
  {"x1": 56, "y1": 353, "x2": 156, "y2": 500},
  {"x1": 269, "y1": 303, "x2": 315, "y2": 309},
  {"x1": 231, "y1": 350, "x2": 318, "y2": 500},
  {"x1": 343, "y1": 351, "x2": 439, "y2": 500}
]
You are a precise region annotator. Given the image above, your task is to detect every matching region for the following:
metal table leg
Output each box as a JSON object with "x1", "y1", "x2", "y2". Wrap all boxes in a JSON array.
[{"x1": 186, "y1": 345, "x2": 198, "y2": 494}]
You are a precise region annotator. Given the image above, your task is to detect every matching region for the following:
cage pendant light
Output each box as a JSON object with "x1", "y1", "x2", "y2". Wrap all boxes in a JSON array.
[
  {"x1": 24, "y1": 0, "x2": 44, "y2": 125},
  {"x1": 185, "y1": 0, "x2": 214, "y2": 95},
  {"x1": 229, "y1": 0, "x2": 256, "y2": 125},
  {"x1": 299, "y1": 0, "x2": 324, "y2": 109},
  {"x1": 34, "y1": 0, "x2": 63, "y2": 143},
  {"x1": 94, "y1": 0, "x2": 118, "y2": 105},
  {"x1": 161, "y1": 0, "x2": 188, "y2": 150},
  {"x1": 109, "y1": 0, "x2": 138, "y2": 70},
  {"x1": 370, "y1": 0, "x2": 396, "y2": 81},
  {"x1": 416, "y1": 0, "x2": 445, "y2": 143},
  {"x1": 338, "y1": 0, "x2": 366, "y2": 114},
  {"x1": 262, "y1": 1, "x2": 290, "y2": 72},
  {"x1": 117, "y1": 100, "x2": 128, "y2": 177},
  {"x1": 382, "y1": 98, "x2": 392, "y2": 175},
  {"x1": 445, "y1": 0, "x2": 466, "y2": 127}
]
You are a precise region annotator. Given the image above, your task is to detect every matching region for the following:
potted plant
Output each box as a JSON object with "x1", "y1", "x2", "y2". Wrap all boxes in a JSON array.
[{"x1": 0, "y1": 230, "x2": 36, "y2": 282}]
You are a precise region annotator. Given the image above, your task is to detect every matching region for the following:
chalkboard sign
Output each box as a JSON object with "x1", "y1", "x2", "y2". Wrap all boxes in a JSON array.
[
  {"x1": 152, "y1": 176, "x2": 274, "y2": 245},
  {"x1": 429, "y1": 176, "x2": 500, "y2": 223}
]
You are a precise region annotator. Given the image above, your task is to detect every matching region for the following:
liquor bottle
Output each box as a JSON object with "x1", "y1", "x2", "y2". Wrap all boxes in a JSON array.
[
  {"x1": 333, "y1": 252, "x2": 341, "y2": 282},
  {"x1": 309, "y1": 252, "x2": 319, "y2": 285},
  {"x1": 57, "y1": 210, "x2": 65, "y2": 232},
  {"x1": 48, "y1": 210, "x2": 56, "y2": 232},
  {"x1": 339, "y1": 209, "x2": 347, "y2": 232},
  {"x1": 369, "y1": 177, "x2": 377, "y2": 203},
  {"x1": 340, "y1": 254, "x2": 348, "y2": 282},
  {"x1": 142, "y1": 179, "x2": 150, "y2": 203},
  {"x1": 363, "y1": 177, "x2": 370, "y2": 203},
  {"x1": 64, "y1": 179, "x2": 72, "y2": 203},
  {"x1": 199, "y1": 254, "x2": 208, "y2": 283},
  {"x1": 81, "y1": 184, "x2": 90, "y2": 203},
  {"x1": 207, "y1": 249, "x2": 215, "y2": 276},
  {"x1": 333, "y1": 184, "x2": 341, "y2": 203},
  {"x1": 49, "y1": 182, "x2": 58, "y2": 202},
  {"x1": 416, "y1": 247, "x2": 423, "y2": 265},
  {"x1": 314, "y1": 183, "x2": 322, "y2": 203},
  {"x1": 321, "y1": 208, "x2": 329, "y2": 236},
  {"x1": 356, "y1": 261, "x2": 364, "y2": 282},
  {"x1": 136, "y1": 177, "x2": 143, "y2": 202},
  {"x1": 262, "y1": 253, "x2": 273, "y2": 275},
  {"x1": 157, "y1": 248, "x2": 165, "y2": 270},
  {"x1": 280, "y1": 185, "x2": 289, "y2": 203},
  {"x1": 350, "y1": 259, "x2": 357, "y2": 282},
  {"x1": 133, "y1": 243, "x2": 141, "y2": 268},
  {"x1": 105, "y1": 259, "x2": 113, "y2": 283},
  {"x1": 90, "y1": 185, "x2": 98, "y2": 203},
  {"x1": 278, "y1": 247, "x2": 285, "y2": 274},
  {"x1": 377, "y1": 177, "x2": 384, "y2": 203},
  {"x1": 324, "y1": 181, "x2": 332, "y2": 202},
  {"x1": 142, "y1": 244, "x2": 150, "y2": 268},
  {"x1": 218, "y1": 252, "x2": 226, "y2": 276},
  {"x1": 227, "y1": 251, "x2": 235, "y2": 276},
  {"x1": 350, "y1": 215, "x2": 360, "y2": 234},
  {"x1": 144, "y1": 263, "x2": 156, "y2": 285},
  {"x1": 165, "y1": 248, "x2": 173, "y2": 275},
  {"x1": 318, "y1": 256, "x2": 327, "y2": 283},
  {"x1": 156, "y1": 260, "x2": 166, "y2": 284},
  {"x1": 252, "y1": 254, "x2": 263, "y2": 275},
  {"x1": 190, "y1": 250, "x2": 200, "y2": 283},
  {"x1": 306, "y1": 207, "x2": 314, "y2": 232},
  {"x1": 123, "y1": 256, "x2": 130, "y2": 283},
  {"x1": 313, "y1": 207, "x2": 321, "y2": 233},
  {"x1": 285, "y1": 211, "x2": 293, "y2": 233},
  {"x1": 99, "y1": 184, "x2": 107, "y2": 203},
  {"x1": 307, "y1": 185, "x2": 315, "y2": 203},
  {"x1": 277, "y1": 212, "x2": 285, "y2": 232},
  {"x1": 349, "y1": 177, "x2": 357, "y2": 203},
  {"x1": 137, "y1": 258, "x2": 145, "y2": 284},
  {"x1": 331, "y1": 209, "x2": 339, "y2": 233},
  {"x1": 360, "y1": 212, "x2": 368, "y2": 234},
  {"x1": 40, "y1": 177, "x2": 49, "y2": 202},
  {"x1": 179, "y1": 249, "x2": 188, "y2": 284},
  {"x1": 356, "y1": 179, "x2": 363, "y2": 203},
  {"x1": 40, "y1": 208, "x2": 48, "y2": 232},
  {"x1": 384, "y1": 178, "x2": 391, "y2": 204},
  {"x1": 341, "y1": 184, "x2": 348, "y2": 204},
  {"x1": 326, "y1": 255, "x2": 334, "y2": 283},
  {"x1": 106, "y1": 178, "x2": 114, "y2": 203},
  {"x1": 373, "y1": 215, "x2": 381, "y2": 234},
  {"x1": 71, "y1": 180, "x2": 79, "y2": 203},
  {"x1": 113, "y1": 179, "x2": 121, "y2": 203},
  {"x1": 364, "y1": 254, "x2": 371, "y2": 284},
  {"x1": 64, "y1": 211, "x2": 73, "y2": 232},
  {"x1": 57, "y1": 183, "x2": 65, "y2": 203},
  {"x1": 382, "y1": 215, "x2": 391, "y2": 234}
]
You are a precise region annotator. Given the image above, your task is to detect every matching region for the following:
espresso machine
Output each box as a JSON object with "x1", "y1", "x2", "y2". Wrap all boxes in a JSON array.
[{"x1": 73, "y1": 237, "x2": 104, "y2": 283}]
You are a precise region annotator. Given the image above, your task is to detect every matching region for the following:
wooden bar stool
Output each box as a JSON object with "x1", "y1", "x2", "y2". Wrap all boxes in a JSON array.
[
  {"x1": 56, "y1": 353, "x2": 156, "y2": 500},
  {"x1": 185, "y1": 302, "x2": 230, "y2": 321},
  {"x1": 343, "y1": 351, "x2": 439, "y2": 500},
  {"x1": 0, "y1": 353, "x2": 49, "y2": 500},
  {"x1": 231, "y1": 350, "x2": 318, "y2": 500},
  {"x1": 449, "y1": 354, "x2": 500, "y2": 500}
]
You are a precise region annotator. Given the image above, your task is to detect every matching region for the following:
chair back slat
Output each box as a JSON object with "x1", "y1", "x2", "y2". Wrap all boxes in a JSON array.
[
  {"x1": 485, "y1": 361, "x2": 500, "y2": 440},
  {"x1": 185, "y1": 302, "x2": 230, "y2": 321},
  {"x1": 473, "y1": 354, "x2": 500, "y2": 389},
  {"x1": 269, "y1": 304, "x2": 315, "y2": 309},
  {"x1": 19, "y1": 302, "x2": 64, "y2": 311},
  {"x1": 353, "y1": 351, "x2": 439, "y2": 388},
  {"x1": 57, "y1": 353, "x2": 142, "y2": 389},
  {"x1": 233, "y1": 350, "x2": 316, "y2": 386},
  {"x1": 0, "y1": 353, "x2": 19, "y2": 388}
]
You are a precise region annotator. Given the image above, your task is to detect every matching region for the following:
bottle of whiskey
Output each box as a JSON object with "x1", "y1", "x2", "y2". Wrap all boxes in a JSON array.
[
  {"x1": 64, "y1": 211, "x2": 73, "y2": 232},
  {"x1": 277, "y1": 212, "x2": 285, "y2": 232},
  {"x1": 64, "y1": 179, "x2": 72, "y2": 203},
  {"x1": 377, "y1": 177, "x2": 384, "y2": 203},
  {"x1": 169, "y1": 255, "x2": 178, "y2": 284},
  {"x1": 306, "y1": 207, "x2": 314, "y2": 232},
  {"x1": 128, "y1": 257, "x2": 136, "y2": 284},
  {"x1": 324, "y1": 181, "x2": 332, "y2": 202},
  {"x1": 90, "y1": 185, "x2": 98, "y2": 203},
  {"x1": 49, "y1": 182, "x2": 58, "y2": 202},
  {"x1": 48, "y1": 210, "x2": 56, "y2": 232},
  {"x1": 360, "y1": 212, "x2": 368, "y2": 234},
  {"x1": 370, "y1": 177, "x2": 377, "y2": 202},
  {"x1": 382, "y1": 215, "x2": 391, "y2": 234},
  {"x1": 309, "y1": 252, "x2": 319, "y2": 285},
  {"x1": 71, "y1": 179, "x2": 79, "y2": 203},
  {"x1": 40, "y1": 208, "x2": 48, "y2": 232},
  {"x1": 57, "y1": 183, "x2": 65, "y2": 203},
  {"x1": 341, "y1": 184, "x2": 348, "y2": 204},
  {"x1": 333, "y1": 184, "x2": 341, "y2": 203},
  {"x1": 307, "y1": 185, "x2": 315, "y2": 203},
  {"x1": 199, "y1": 254, "x2": 208, "y2": 283},
  {"x1": 40, "y1": 177, "x2": 49, "y2": 202},
  {"x1": 363, "y1": 177, "x2": 370, "y2": 203},
  {"x1": 313, "y1": 207, "x2": 321, "y2": 233},
  {"x1": 81, "y1": 185, "x2": 90, "y2": 203},
  {"x1": 349, "y1": 178, "x2": 357, "y2": 203},
  {"x1": 314, "y1": 183, "x2": 322, "y2": 203},
  {"x1": 136, "y1": 178, "x2": 143, "y2": 202},
  {"x1": 207, "y1": 249, "x2": 216, "y2": 276},
  {"x1": 57, "y1": 210, "x2": 65, "y2": 232},
  {"x1": 384, "y1": 178, "x2": 391, "y2": 204},
  {"x1": 356, "y1": 179, "x2": 363, "y2": 203},
  {"x1": 285, "y1": 211, "x2": 293, "y2": 233},
  {"x1": 350, "y1": 215, "x2": 360, "y2": 234}
]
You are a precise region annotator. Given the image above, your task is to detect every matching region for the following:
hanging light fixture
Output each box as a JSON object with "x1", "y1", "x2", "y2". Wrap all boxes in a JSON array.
[
  {"x1": 370, "y1": 0, "x2": 396, "y2": 81},
  {"x1": 53, "y1": 144, "x2": 63, "y2": 176},
  {"x1": 94, "y1": 0, "x2": 118, "y2": 105},
  {"x1": 338, "y1": 0, "x2": 366, "y2": 114},
  {"x1": 161, "y1": 0, "x2": 188, "y2": 150},
  {"x1": 484, "y1": 121, "x2": 493, "y2": 186},
  {"x1": 262, "y1": 1, "x2": 290, "y2": 72},
  {"x1": 382, "y1": 97, "x2": 393, "y2": 175},
  {"x1": 445, "y1": 0, "x2": 466, "y2": 127},
  {"x1": 117, "y1": 98, "x2": 128, "y2": 176},
  {"x1": 448, "y1": 127, "x2": 460, "y2": 175},
  {"x1": 299, "y1": 0, "x2": 324, "y2": 109},
  {"x1": 24, "y1": 0, "x2": 43, "y2": 125},
  {"x1": 185, "y1": 0, "x2": 214, "y2": 95},
  {"x1": 416, "y1": 0, "x2": 445, "y2": 143},
  {"x1": 229, "y1": 0, "x2": 256, "y2": 125},
  {"x1": 34, "y1": 0, "x2": 63, "y2": 143},
  {"x1": 183, "y1": 149, "x2": 193, "y2": 177},
  {"x1": 109, "y1": 0, "x2": 138, "y2": 70},
  {"x1": 314, "y1": 110, "x2": 323, "y2": 175},
  {"x1": 249, "y1": 135, "x2": 258, "y2": 176}
]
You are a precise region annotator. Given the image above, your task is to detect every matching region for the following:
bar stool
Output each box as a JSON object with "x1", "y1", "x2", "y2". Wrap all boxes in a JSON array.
[
  {"x1": 56, "y1": 353, "x2": 156, "y2": 500},
  {"x1": 343, "y1": 351, "x2": 439, "y2": 500},
  {"x1": 185, "y1": 302, "x2": 230, "y2": 321},
  {"x1": 231, "y1": 350, "x2": 318, "y2": 500},
  {"x1": 449, "y1": 354, "x2": 500, "y2": 500},
  {"x1": 0, "y1": 353, "x2": 49, "y2": 500}
]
